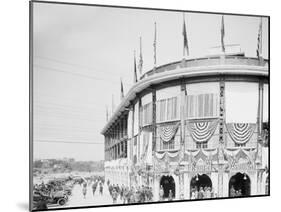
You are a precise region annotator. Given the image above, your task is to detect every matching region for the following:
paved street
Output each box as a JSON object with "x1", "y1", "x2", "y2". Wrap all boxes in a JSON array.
[{"x1": 49, "y1": 183, "x2": 122, "y2": 209}]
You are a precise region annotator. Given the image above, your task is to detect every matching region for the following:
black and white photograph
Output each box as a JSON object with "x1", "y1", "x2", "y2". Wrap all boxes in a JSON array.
[{"x1": 29, "y1": 1, "x2": 269, "y2": 211}]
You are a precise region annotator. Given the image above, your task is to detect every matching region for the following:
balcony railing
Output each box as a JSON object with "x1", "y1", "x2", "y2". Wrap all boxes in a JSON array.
[
  {"x1": 140, "y1": 56, "x2": 268, "y2": 80},
  {"x1": 185, "y1": 134, "x2": 219, "y2": 150},
  {"x1": 156, "y1": 135, "x2": 181, "y2": 152},
  {"x1": 225, "y1": 132, "x2": 258, "y2": 149}
]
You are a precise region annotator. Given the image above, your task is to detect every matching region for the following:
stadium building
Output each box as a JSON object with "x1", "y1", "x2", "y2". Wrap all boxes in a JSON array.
[{"x1": 101, "y1": 43, "x2": 269, "y2": 200}]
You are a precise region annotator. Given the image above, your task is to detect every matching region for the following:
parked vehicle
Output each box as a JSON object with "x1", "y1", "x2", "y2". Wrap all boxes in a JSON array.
[{"x1": 33, "y1": 189, "x2": 69, "y2": 207}]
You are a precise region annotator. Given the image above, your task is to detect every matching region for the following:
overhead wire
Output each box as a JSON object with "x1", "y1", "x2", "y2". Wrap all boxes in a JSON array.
[{"x1": 34, "y1": 139, "x2": 104, "y2": 145}]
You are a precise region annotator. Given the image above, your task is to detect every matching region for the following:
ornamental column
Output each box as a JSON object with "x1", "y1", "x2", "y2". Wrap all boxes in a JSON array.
[
  {"x1": 218, "y1": 76, "x2": 226, "y2": 197},
  {"x1": 152, "y1": 89, "x2": 157, "y2": 152},
  {"x1": 151, "y1": 88, "x2": 157, "y2": 200},
  {"x1": 180, "y1": 82, "x2": 186, "y2": 149},
  {"x1": 179, "y1": 82, "x2": 186, "y2": 198},
  {"x1": 256, "y1": 81, "x2": 264, "y2": 164}
]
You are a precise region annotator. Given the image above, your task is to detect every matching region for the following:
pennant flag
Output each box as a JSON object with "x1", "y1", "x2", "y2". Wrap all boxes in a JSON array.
[
  {"x1": 134, "y1": 51, "x2": 138, "y2": 83},
  {"x1": 221, "y1": 15, "x2": 225, "y2": 53},
  {"x1": 153, "y1": 22, "x2": 157, "y2": 66},
  {"x1": 138, "y1": 37, "x2": 143, "y2": 75},
  {"x1": 257, "y1": 18, "x2": 263, "y2": 58},
  {"x1": 120, "y1": 79, "x2": 124, "y2": 100},
  {"x1": 182, "y1": 14, "x2": 189, "y2": 57}
]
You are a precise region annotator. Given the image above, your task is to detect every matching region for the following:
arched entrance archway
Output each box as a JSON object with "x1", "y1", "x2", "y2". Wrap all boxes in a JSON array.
[
  {"x1": 160, "y1": 175, "x2": 175, "y2": 199},
  {"x1": 229, "y1": 172, "x2": 251, "y2": 197},
  {"x1": 190, "y1": 174, "x2": 212, "y2": 199}
]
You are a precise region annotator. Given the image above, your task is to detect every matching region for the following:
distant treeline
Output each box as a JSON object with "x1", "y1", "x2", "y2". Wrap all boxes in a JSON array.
[{"x1": 33, "y1": 158, "x2": 104, "y2": 173}]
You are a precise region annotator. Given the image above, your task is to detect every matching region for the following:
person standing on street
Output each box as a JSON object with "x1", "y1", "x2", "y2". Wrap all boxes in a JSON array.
[
  {"x1": 82, "y1": 182, "x2": 87, "y2": 199},
  {"x1": 112, "y1": 188, "x2": 118, "y2": 204},
  {"x1": 92, "y1": 182, "x2": 97, "y2": 197},
  {"x1": 159, "y1": 185, "x2": 164, "y2": 201},
  {"x1": 99, "y1": 182, "x2": 103, "y2": 195},
  {"x1": 168, "y1": 190, "x2": 173, "y2": 201}
]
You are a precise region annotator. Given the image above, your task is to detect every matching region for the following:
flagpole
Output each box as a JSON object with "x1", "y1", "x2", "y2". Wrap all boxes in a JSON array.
[
  {"x1": 134, "y1": 50, "x2": 138, "y2": 83},
  {"x1": 221, "y1": 15, "x2": 225, "y2": 54},
  {"x1": 183, "y1": 13, "x2": 185, "y2": 58},
  {"x1": 120, "y1": 78, "x2": 124, "y2": 101},
  {"x1": 260, "y1": 17, "x2": 264, "y2": 64},
  {"x1": 256, "y1": 17, "x2": 263, "y2": 63},
  {"x1": 139, "y1": 36, "x2": 143, "y2": 76},
  {"x1": 153, "y1": 22, "x2": 157, "y2": 70},
  {"x1": 260, "y1": 17, "x2": 263, "y2": 60},
  {"x1": 182, "y1": 13, "x2": 189, "y2": 62}
]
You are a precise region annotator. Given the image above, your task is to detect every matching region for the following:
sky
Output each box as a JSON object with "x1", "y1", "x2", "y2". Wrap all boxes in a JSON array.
[{"x1": 32, "y1": 2, "x2": 268, "y2": 161}]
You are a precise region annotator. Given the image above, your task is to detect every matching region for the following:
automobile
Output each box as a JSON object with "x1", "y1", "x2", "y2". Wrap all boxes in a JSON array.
[
  {"x1": 62, "y1": 185, "x2": 72, "y2": 196},
  {"x1": 33, "y1": 189, "x2": 68, "y2": 207},
  {"x1": 49, "y1": 190, "x2": 69, "y2": 206},
  {"x1": 47, "y1": 179, "x2": 73, "y2": 196}
]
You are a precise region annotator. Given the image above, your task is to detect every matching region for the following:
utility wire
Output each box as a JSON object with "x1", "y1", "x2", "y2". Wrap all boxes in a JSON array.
[
  {"x1": 35, "y1": 55, "x2": 134, "y2": 79},
  {"x1": 34, "y1": 139, "x2": 104, "y2": 145},
  {"x1": 34, "y1": 64, "x2": 134, "y2": 87}
]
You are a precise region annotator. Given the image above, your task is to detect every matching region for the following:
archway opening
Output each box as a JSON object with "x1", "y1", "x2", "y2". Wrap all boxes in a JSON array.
[
  {"x1": 160, "y1": 175, "x2": 175, "y2": 199},
  {"x1": 229, "y1": 172, "x2": 251, "y2": 197},
  {"x1": 190, "y1": 174, "x2": 212, "y2": 199}
]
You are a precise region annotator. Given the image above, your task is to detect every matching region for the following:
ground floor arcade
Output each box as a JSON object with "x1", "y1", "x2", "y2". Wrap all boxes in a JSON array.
[{"x1": 143, "y1": 170, "x2": 268, "y2": 201}]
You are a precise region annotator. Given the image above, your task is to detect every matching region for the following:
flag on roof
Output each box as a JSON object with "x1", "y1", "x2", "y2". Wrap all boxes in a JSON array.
[
  {"x1": 138, "y1": 37, "x2": 143, "y2": 75},
  {"x1": 134, "y1": 51, "x2": 138, "y2": 83},
  {"x1": 120, "y1": 79, "x2": 124, "y2": 100},
  {"x1": 182, "y1": 14, "x2": 189, "y2": 56},
  {"x1": 221, "y1": 15, "x2": 225, "y2": 53},
  {"x1": 257, "y1": 18, "x2": 263, "y2": 58}
]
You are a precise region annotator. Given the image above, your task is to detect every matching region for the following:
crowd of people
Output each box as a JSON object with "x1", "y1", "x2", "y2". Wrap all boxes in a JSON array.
[
  {"x1": 190, "y1": 186, "x2": 216, "y2": 199},
  {"x1": 79, "y1": 178, "x2": 104, "y2": 199},
  {"x1": 107, "y1": 180, "x2": 153, "y2": 204},
  {"x1": 33, "y1": 175, "x2": 105, "y2": 209},
  {"x1": 91, "y1": 180, "x2": 104, "y2": 196},
  {"x1": 159, "y1": 185, "x2": 175, "y2": 201},
  {"x1": 229, "y1": 186, "x2": 244, "y2": 197}
]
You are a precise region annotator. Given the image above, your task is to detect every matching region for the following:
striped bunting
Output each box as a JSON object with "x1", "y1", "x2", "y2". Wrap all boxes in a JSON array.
[
  {"x1": 226, "y1": 123, "x2": 256, "y2": 144},
  {"x1": 159, "y1": 123, "x2": 180, "y2": 143},
  {"x1": 187, "y1": 120, "x2": 218, "y2": 143}
]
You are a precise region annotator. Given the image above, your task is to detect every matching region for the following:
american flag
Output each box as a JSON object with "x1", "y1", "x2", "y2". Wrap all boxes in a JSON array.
[
  {"x1": 221, "y1": 15, "x2": 225, "y2": 53},
  {"x1": 257, "y1": 18, "x2": 263, "y2": 58},
  {"x1": 120, "y1": 79, "x2": 124, "y2": 100},
  {"x1": 134, "y1": 51, "x2": 138, "y2": 83},
  {"x1": 182, "y1": 15, "x2": 189, "y2": 56}
]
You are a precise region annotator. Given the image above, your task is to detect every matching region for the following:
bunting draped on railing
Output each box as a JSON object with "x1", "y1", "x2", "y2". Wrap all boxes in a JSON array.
[
  {"x1": 155, "y1": 151, "x2": 179, "y2": 160},
  {"x1": 224, "y1": 148, "x2": 256, "y2": 161},
  {"x1": 226, "y1": 123, "x2": 256, "y2": 144},
  {"x1": 159, "y1": 123, "x2": 180, "y2": 143},
  {"x1": 187, "y1": 119, "x2": 218, "y2": 143},
  {"x1": 185, "y1": 149, "x2": 218, "y2": 161}
]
